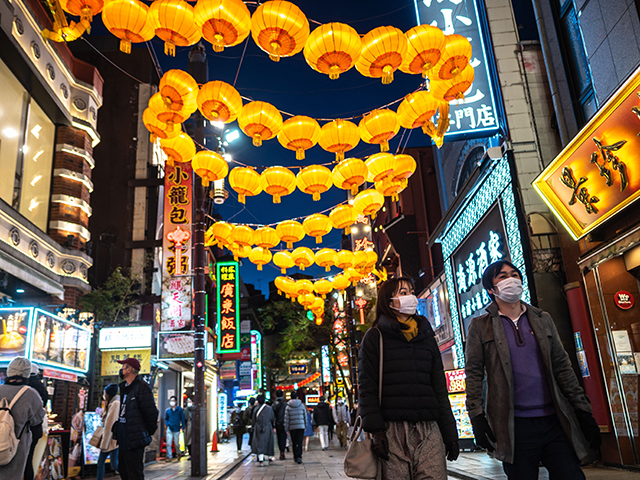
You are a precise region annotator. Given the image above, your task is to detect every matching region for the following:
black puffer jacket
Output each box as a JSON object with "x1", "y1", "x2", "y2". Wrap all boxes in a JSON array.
[
  {"x1": 116, "y1": 376, "x2": 159, "y2": 450},
  {"x1": 358, "y1": 314, "x2": 458, "y2": 444},
  {"x1": 273, "y1": 398, "x2": 286, "y2": 426},
  {"x1": 313, "y1": 401, "x2": 333, "y2": 426}
]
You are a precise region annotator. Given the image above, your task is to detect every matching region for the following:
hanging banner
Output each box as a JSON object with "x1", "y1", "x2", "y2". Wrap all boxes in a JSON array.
[
  {"x1": 161, "y1": 163, "x2": 193, "y2": 331},
  {"x1": 216, "y1": 261, "x2": 240, "y2": 354}
]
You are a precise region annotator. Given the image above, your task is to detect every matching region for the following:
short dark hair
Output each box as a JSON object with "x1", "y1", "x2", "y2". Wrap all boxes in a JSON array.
[
  {"x1": 170, "y1": 396, "x2": 177, "y2": 401},
  {"x1": 276, "y1": 390, "x2": 283, "y2": 398},
  {"x1": 256, "y1": 394, "x2": 265, "y2": 404},
  {"x1": 249, "y1": 397, "x2": 256, "y2": 405},
  {"x1": 481, "y1": 260, "x2": 522, "y2": 299},
  {"x1": 375, "y1": 277, "x2": 415, "y2": 324},
  {"x1": 319, "y1": 395, "x2": 325, "y2": 402},
  {"x1": 290, "y1": 390, "x2": 298, "y2": 399}
]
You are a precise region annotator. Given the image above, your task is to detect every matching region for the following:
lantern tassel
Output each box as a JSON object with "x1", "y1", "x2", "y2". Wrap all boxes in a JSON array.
[
  {"x1": 351, "y1": 185, "x2": 358, "y2": 196},
  {"x1": 287, "y1": 242, "x2": 293, "y2": 249},
  {"x1": 269, "y1": 40, "x2": 281, "y2": 62},
  {"x1": 312, "y1": 192, "x2": 320, "y2": 201},
  {"x1": 382, "y1": 65, "x2": 394, "y2": 85},
  {"x1": 316, "y1": 236, "x2": 321, "y2": 244},
  {"x1": 213, "y1": 34, "x2": 225, "y2": 53},
  {"x1": 164, "y1": 40, "x2": 176, "y2": 57},
  {"x1": 273, "y1": 195, "x2": 280, "y2": 204},
  {"x1": 296, "y1": 149, "x2": 305, "y2": 160},
  {"x1": 329, "y1": 65, "x2": 341, "y2": 80},
  {"x1": 325, "y1": 266, "x2": 330, "y2": 272},
  {"x1": 253, "y1": 134, "x2": 262, "y2": 147},
  {"x1": 257, "y1": 265, "x2": 263, "y2": 271},
  {"x1": 336, "y1": 152, "x2": 345, "y2": 162},
  {"x1": 281, "y1": 268, "x2": 286, "y2": 274},
  {"x1": 119, "y1": 39, "x2": 132, "y2": 54},
  {"x1": 201, "y1": 177, "x2": 209, "y2": 187},
  {"x1": 238, "y1": 194, "x2": 246, "y2": 204},
  {"x1": 300, "y1": 265, "x2": 305, "y2": 271},
  {"x1": 380, "y1": 141, "x2": 389, "y2": 152}
]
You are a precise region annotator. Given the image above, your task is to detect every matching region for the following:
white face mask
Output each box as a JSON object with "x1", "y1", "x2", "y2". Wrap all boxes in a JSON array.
[
  {"x1": 494, "y1": 277, "x2": 523, "y2": 304},
  {"x1": 391, "y1": 295, "x2": 418, "y2": 315},
  {"x1": 170, "y1": 401, "x2": 176, "y2": 407}
]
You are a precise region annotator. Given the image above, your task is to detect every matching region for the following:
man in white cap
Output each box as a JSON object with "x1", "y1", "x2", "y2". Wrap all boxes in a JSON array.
[{"x1": 0, "y1": 357, "x2": 45, "y2": 479}]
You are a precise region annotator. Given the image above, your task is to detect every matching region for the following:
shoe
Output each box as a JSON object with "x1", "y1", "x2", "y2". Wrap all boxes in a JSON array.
[
  {"x1": 279, "y1": 453, "x2": 285, "y2": 460},
  {"x1": 296, "y1": 458, "x2": 302, "y2": 464},
  {"x1": 259, "y1": 461, "x2": 264, "y2": 467},
  {"x1": 238, "y1": 449, "x2": 242, "y2": 453}
]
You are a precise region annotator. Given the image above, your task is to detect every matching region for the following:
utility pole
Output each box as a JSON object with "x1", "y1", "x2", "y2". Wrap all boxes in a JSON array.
[{"x1": 188, "y1": 43, "x2": 208, "y2": 477}]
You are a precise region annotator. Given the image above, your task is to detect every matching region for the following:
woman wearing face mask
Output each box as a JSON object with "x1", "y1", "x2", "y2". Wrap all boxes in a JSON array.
[
  {"x1": 97, "y1": 384, "x2": 120, "y2": 480},
  {"x1": 358, "y1": 277, "x2": 459, "y2": 480}
]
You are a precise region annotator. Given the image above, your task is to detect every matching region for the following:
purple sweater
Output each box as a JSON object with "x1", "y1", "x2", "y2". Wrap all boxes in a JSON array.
[{"x1": 501, "y1": 313, "x2": 555, "y2": 417}]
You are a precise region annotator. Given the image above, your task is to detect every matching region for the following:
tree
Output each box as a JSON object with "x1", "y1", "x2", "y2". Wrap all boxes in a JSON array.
[{"x1": 79, "y1": 267, "x2": 140, "y2": 326}]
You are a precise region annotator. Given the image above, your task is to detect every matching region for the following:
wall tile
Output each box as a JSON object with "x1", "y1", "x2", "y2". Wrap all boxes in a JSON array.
[
  {"x1": 579, "y1": 1, "x2": 607, "y2": 56},
  {"x1": 599, "y1": 0, "x2": 628, "y2": 32},
  {"x1": 609, "y1": 10, "x2": 640, "y2": 84}
]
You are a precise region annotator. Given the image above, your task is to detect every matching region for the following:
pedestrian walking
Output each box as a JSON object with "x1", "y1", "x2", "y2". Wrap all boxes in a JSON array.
[
  {"x1": 251, "y1": 394, "x2": 275, "y2": 466},
  {"x1": 230, "y1": 405, "x2": 246, "y2": 452},
  {"x1": 359, "y1": 277, "x2": 459, "y2": 480},
  {"x1": 303, "y1": 408, "x2": 313, "y2": 452},
  {"x1": 244, "y1": 397, "x2": 256, "y2": 448},
  {"x1": 0, "y1": 357, "x2": 45, "y2": 479},
  {"x1": 97, "y1": 384, "x2": 120, "y2": 480},
  {"x1": 332, "y1": 397, "x2": 350, "y2": 449},
  {"x1": 115, "y1": 357, "x2": 159, "y2": 480},
  {"x1": 25, "y1": 362, "x2": 47, "y2": 480},
  {"x1": 183, "y1": 398, "x2": 194, "y2": 457},
  {"x1": 466, "y1": 261, "x2": 601, "y2": 480},
  {"x1": 312, "y1": 396, "x2": 332, "y2": 451},
  {"x1": 164, "y1": 396, "x2": 184, "y2": 461},
  {"x1": 284, "y1": 390, "x2": 307, "y2": 464},
  {"x1": 272, "y1": 390, "x2": 288, "y2": 459}
]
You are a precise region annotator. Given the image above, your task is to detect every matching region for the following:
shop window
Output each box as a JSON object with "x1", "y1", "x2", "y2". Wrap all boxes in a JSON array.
[{"x1": 455, "y1": 146, "x2": 485, "y2": 196}]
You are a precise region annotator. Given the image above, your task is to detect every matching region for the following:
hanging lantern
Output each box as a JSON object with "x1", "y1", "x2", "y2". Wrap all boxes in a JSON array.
[
  {"x1": 296, "y1": 279, "x2": 314, "y2": 296},
  {"x1": 273, "y1": 250, "x2": 295, "y2": 274},
  {"x1": 345, "y1": 267, "x2": 363, "y2": 286},
  {"x1": 276, "y1": 220, "x2": 304, "y2": 249},
  {"x1": 148, "y1": 0, "x2": 202, "y2": 57},
  {"x1": 197, "y1": 81, "x2": 243, "y2": 123},
  {"x1": 310, "y1": 296, "x2": 325, "y2": 312},
  {"x1": 375, "y1": 177, "x2": 405, "y2": 201},
  {"x1": 249, "y1": 246, "x2": 272, "y2": 271},
  {"x1": 315, "y1": 248, "x2": 336, "y2": 272},
  {"x1": 238, "y1": 101, "x2": 283, "y2": 147},
  {"x1": 302, "y1": 214, "x2": 332, "y2": 244},
  {"x1": 298, "y1": 293, "x2": 317, "y2": 308},
  {"x1": 229, "y1": 167, "x2": 262, "y2": 204},
  {"x1": 353, "y1": 189, "x2": 385, "y2": 219},
  {"x1": 253, "y1": 226, "x2": 279, "y2": 249},
  {"x1": 359, "y1": 109, "x2": 400, "y2": 152},
  {"x1": 353, "y1": 251, "x2": 368, "y2": 270},
  {"x1": 194, "y1": 0, "x2": 251, "y2": 52},
  {"x1": 430, "y1": 67, "x2": 475, "y2": 102},
  {"x1": 397, "y1": 91, "x2": 439, "y2": 134},
  {"x1": 160, "y1": 133, "x2": 196, "y2": 166},
  {"x1": 314, "y1": 314, "x2": 324, "y2": 325},
  {"x1": 329, "y1": 204, "x2": 357, "y2": 234},
  {"x1": 292, "y1": 247, "x2": 314, "y2": 271},
  {"x1": 332, "y1": 158, "x2": 368, "y2": 196},
  {"x1": 60, "y1": 0, "x2": 104, "y2": 27},
  {"x1": 332, "y1": 273, "x2": 351, "y2": 291},
  {"x1": 148, "y1": 92, "x2": 189, "y2": 132},
  {"x1": 366, "y1": 250, "x2": 378, "y2": 267},
  {"x1": 365, "y1": 152, "x2": 395, "y2": 182},
  {"x1": 318, "y1": 119, "x2": 360, "y2": 162},
  {"x1": 159, "y1": 70, "x2": 198, "y2": 114},
  {"x1": 191, "y1": 151, "x2": 229, "y2": 186},
  {"x1": 261, "y1": 166, "x2": 296, "y2": 204},
  {"x1": 303, "y1": 22, "x2": 362, "y2": 80},
  {"x1": 392, "y1": 154, "x2": 417, "y2": 186},
  {"x1": 335, "y1": 250, "x2": 354, "y2": 270},
  {"x1": 230, "y1": 224, "x2": 254, "y2": 249},
  {"x1": 251, "y1": 0, "x2": 309, "y2": 62},
  {"x1": 235, "y1": 244, "x2": 251, "y2": 260},
  {"x1": 296, "y1": 165, "x2": 332, "y2": 201},
  {"x1": 210, "y1": 222, "x2": 233, "y2": 247},
  {"x1": 355, "y1": 26, "x2": 407, "y2": 84},
  {"x1": 277, "y1": 116, "x2": 320, "y2": 160},
  {"x1": 101, "y1": 0, "x2": 154, "y2": 54},
  {"x1": 314, "y1": 279, "x2": 333, "y2": 299},
  {"x1": 274, "y1": 276, "x2": 288, "y2": 296},
  {"x1": 435, "y1": 34, "x2": 472, "y2": 81},
  {"x1": 277, "y1": 276, "x2": 297, "y2": 300},
  {"x1": 399, "y1": 25, "x2": 446, "y2": 78},
  {"x1": 143, "y1": 108, "x2": 180, "y2": 142}
]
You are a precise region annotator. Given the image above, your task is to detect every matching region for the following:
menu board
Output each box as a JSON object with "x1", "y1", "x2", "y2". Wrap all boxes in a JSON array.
[
  {"x1": 157, "y1": 331, "x2": 195, "y2": 360},
  {"x1": 0, "y1": 307, "x2": 33, "y2": 360},
  {"x1": 34, "y1": 434, "x2": 65, "y2": 480},
  {"x1": 83, "y1": 412, "x2": 102, "y2": 465},
  {"x1": 449, "y1": 393, "x2": 474, "y2": 439},
  {"x1": 30, "y1": 309, "x2": 91, "y2": 373}
]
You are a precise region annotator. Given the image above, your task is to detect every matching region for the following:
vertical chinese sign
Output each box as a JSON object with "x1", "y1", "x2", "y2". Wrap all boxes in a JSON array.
[
  {"x1": 162, "y1": 164, "x2": 193, "y2": 331},
  {"x1": 216, "y1": 261, "x2": 240, "y2": 354}
]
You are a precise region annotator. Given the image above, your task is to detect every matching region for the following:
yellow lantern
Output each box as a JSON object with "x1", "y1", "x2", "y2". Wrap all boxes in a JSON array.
[
  {"x1": 310, "y1": 296, "x2": 325, "y2": 312},
  {"x1": 285, "y1": 280, "x2": 299, "y2": 302},
  {"x1": 230, "y1": 224, "x2": 254, "y2": 249},
  {"x1": 251, "y1": 0, "x2": 309, "y2": 62},
  {"x1": 355, "y1": 26, "x2": 407, "y2": 84},
  {"x1": 274, "y1": 276, "x2": 288, "y2": 296},
  {"x1": 332, "y1": 158, "x2": 368, "y2": 196},
  {"x1": 430, "y1": 67, "x2": 475, "y2": 102},
  {"x1": 375, "y1": 177, "x2": 406, "y2": 202},
  {"x1": 435, "y1": 34, "x2": 472, "y2": 81},
  {"x1": 345, "y1": 267, "x2": 363, "y2": 286},
  {"x1": 276, "y1": 220, "x2": 304, "y2": 249},
  {"x1": 143, "y1": 108, "x2": 180, "y2": 142},
  {"x1": 148, "y1": 0, "x2": 202, "y2": 57},
  {"x1": 249, "y1": 246, "x2": 272, "y2": 271},
  {"x1": 366, "y1": 250, "x2": 378, "y2": 267},
  {"x1": 292, "y1": 247, "x2": 314, "y2": 271},
  {"x1": 194, "y1": 0, "x2": 251, "y2": 52},
  {"x1": 400, "y1": 25, "x2": 446, "y2": 78},
  {"x1": 148, "y1": 92, "x2": 189, "y2": 132},
  {"x1": 277, "y1": 116, "x2": 320, "y2": 160},
  {"x1": 335, "y1": 250, "x2": 354, "y2": 270},
  {"x1": 101, "y1": 0, "x2": 154, "y2": 54},
  {"x1": 353, "y1": 251, "x2": 368, "y2": 270},
  {"x1": 235, "y1": 244, "x2": 251, "y2": 260},
  {"x1": 296, "y1": 165, "x2": 332, "y2": 201},
  {"x1": 365, "y1": 152, "x2": 395, "y2": 182},
  {"x1": 197, "y1": 81, "x2": 243, "y2": 123},
  {"x1": 60, "y1": 0, "x2": 103, "y2": 26},
  {"x1": 302, "y1": 214, "x2": 332, "y2": 244},
  {"x1": 303, "y1": 22, "x2": 362, "y2": 80},
  {"x1": 238, "y1": 101, "x2": 283, "y2": 147},
  {"x1": 298, "y1": 293, "x2": 317, "y2": 308},
  {"x1": 329, "y1": 204, "x2": 357, "y2": 234},
  {"x1": 397, "y1": 91, "x2": 439, "y2": 134},
  {"x1": 261, "y1": 166, "x2": 296, "y2": 204},
  {"x1": 353, "y1": 189, "x2": 385, "y2": 219},
  {"x1": 318, "y1": 119, "x2": 360, "y2": 161},
  {"x1": 159, "y1": 70, "x2": 198, "y2": 114},
  {"x1": 315, "y1": 248, "x2": 336, "y2": 272},
  {"x1": 314, "y1": 279, "x2": 333, "y2": 299},
  {"x1": 296, "y1": 279, "x2": 314, "y2": 296},
  {"x1": 359, "y1": 109, "x2": 400, "y2": 152},
  {"x1": 332, "y1": 273, "x2": 351, "y2": 291},
  {"x1": 273, "y1": 250, "x2": 295, "y2": 274},
  {"x1": 191, "y1": 151, "x2": 228, "y2": 186},
  {"x1": 229, "y1": 167, "x2": 262, "y2": 204},
  {"x1": 210, "y1": 222, "x2": 233, "y2": 247},
  {"x1": 392, "y1": 154, "x2": 417, "y2": 185},
  {"x1": 253, "y1": 226, "x2": 279, "y2": 249},
  {"x1": 160, "y1": 133, "x2": 196, "y2": 166}
]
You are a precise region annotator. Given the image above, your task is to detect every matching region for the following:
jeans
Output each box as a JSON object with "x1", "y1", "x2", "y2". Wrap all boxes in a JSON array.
[
  {"x1": 97, "y1": 449, "x2": 119, "y2": 480},
  {"x1": 118, "y1": 447, "x2": 145, "y2": 480},
  {"x1": 275, "y1": 424, "x2": 287, "y2": 454},
  {"x1": 289, "y1": 429, "x2": 305, "y2": 461},
  {"x1": 317, "y1": 425, "x2": 329, "y2": 449},
  {"x1": 166, "y1": 429, "x2": 182, "y2": 458},
  {"x1": 503, "y1": 415, "x2": 585, "y2": 480}
]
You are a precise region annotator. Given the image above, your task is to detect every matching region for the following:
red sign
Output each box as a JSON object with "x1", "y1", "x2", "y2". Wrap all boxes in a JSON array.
[
  {"x1": 43, "y1": 368, "x2": 78, "y2": 382},
  {"x1": 615, "y1": 291, "x2": 635, "y2": 310},
  {"x1": 445, "y1": 369, "x2": 466, "y2": 394}
]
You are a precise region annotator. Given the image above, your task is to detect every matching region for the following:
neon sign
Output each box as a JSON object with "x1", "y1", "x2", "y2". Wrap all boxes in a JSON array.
[{"x1": 216, "y1": 261, "x2": 240, "y2": 353}]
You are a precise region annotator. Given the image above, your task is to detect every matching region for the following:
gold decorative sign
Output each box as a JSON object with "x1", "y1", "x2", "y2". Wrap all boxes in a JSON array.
[
  {"x1": 533, "y1": 65, "x2": 640, "y2": 240},
  {"x1": 101, "y1": 349, "x2": 151, "y2": 376}
]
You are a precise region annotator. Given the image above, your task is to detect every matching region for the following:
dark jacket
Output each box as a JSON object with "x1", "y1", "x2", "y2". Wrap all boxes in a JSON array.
[
  {"x1": 313, "y1": 402, "x2": 332, "y2": 426},
  {"x1": 273, "y1": 397, "x2": 286, "y2": 426},
  {"x1": 28, "y1": 375, "x2": 48, "y2": 406},
  {"x1": 465, "y1": 302, "x2": 593, "y2": 463},
  {"x1": 358, "y1": 314, "x2": 458, "y2": 445},
  {"x1": 116, "y1": 376, "x2": 159, "y2": 450}
]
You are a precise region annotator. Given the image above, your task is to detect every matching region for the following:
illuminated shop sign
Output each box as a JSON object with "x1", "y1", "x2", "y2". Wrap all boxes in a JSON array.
[
  {"x1": 216, "y1": 261, "x2": 240, "y2": 354},
  {"x1": 321, "y1": 345, "x2": 331, "y2": 383},
  {"x1": 98, "y1": 326, "x2": 152, "y2": 350},
  {"x1": 0, "y1": 308, "x2": 34, "y2": 361},
  {"x1": 289, "y1": 364, "x2": 308, "y2": 375},
  {"x1": 251, "y1": 330, "x2": 262, "y2": 389},
  {"x1": 157, "y1": 331, "x2": 195, "y2": 360}
]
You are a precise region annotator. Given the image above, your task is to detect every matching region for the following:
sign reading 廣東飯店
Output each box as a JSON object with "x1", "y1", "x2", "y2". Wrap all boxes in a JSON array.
[
  {"x1": 533, "y1": 65, "x2": 640, "y2": 240},
  {"x1": 216, "y1": 261, "x2": 240, "y2": 354}
]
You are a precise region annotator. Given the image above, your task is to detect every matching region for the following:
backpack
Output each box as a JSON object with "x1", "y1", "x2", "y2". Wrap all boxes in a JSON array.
[
  {"x1": 0, "y1": 386, "x2": 30, "y2": 466},
  {"x1": 232, "y1": 411, "x2": 244, "y2": 429}
]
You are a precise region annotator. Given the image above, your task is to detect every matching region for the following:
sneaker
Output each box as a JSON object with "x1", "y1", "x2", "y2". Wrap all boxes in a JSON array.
[
  {"x1": 259, "y1": 461, "x2": 264, "y2": 467},
  {"x1": 296, "y1": 458, "x2": 302, "y2": 464},
  {"x1": 237, "y1": 449, "x2": 242, "y2": 453}
]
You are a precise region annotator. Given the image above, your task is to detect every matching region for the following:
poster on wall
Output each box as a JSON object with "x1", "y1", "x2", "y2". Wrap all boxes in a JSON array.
[
  {"x1": 34, "y1": 434, "x2": 64, "y2": 480},
  {"x1": 158, "y1": 331, "x2": 195, "y2": 360},
  {"x1": 83, "y1": 412, "x2": 102, "y2": 465},
  {"x1": 0, "y1": 307, "x2": 33, "y2": 360}
]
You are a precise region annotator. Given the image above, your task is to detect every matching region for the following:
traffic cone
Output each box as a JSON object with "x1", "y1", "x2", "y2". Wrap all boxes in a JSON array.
[{"x1": 211, "y1": 431, "x2": 219, "y2": 452}]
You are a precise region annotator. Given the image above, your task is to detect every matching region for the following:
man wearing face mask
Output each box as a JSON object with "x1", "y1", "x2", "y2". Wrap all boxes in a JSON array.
[
  {"x1": 465, "y1": 260, "x2": 601, "y2": 480},
  {"x1": 164, "y1": 396, "x2": 185, "y2": 461}
]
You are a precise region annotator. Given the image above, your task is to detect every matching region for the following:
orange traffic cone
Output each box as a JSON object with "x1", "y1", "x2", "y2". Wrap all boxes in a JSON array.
[{"x1": 211, "y1": 431, "x2": 219, "y2": 452}]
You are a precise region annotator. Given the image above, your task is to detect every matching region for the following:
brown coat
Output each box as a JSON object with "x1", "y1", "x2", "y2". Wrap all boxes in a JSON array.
[{"x1": 465, "y1": 302, "x2": 592, "y2": 463}]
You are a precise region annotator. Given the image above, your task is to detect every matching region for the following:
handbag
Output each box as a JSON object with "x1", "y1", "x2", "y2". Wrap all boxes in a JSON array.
[
  {"x1": 89, "y1": 426, "x2": 104, "y2": 449},
  {"x1": 344, "y1": 327, "x2": 383, "y2": 479}
]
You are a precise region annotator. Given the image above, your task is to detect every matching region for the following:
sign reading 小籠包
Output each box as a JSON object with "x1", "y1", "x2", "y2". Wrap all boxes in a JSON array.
[
  {"x1": 533, "y1": 65, "x2": 640, "y2": 240},
  {"x1": 216, "y1": 261, "x2": 240, "y2": 354}
]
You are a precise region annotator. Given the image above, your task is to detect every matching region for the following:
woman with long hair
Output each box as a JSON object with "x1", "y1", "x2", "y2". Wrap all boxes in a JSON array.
[
  {"x1": 358, "y1": 277, "x2": 459, "y2": 479},
  {"x1": 97, "y1": 384, "x2": 119, "y2": 480}
]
